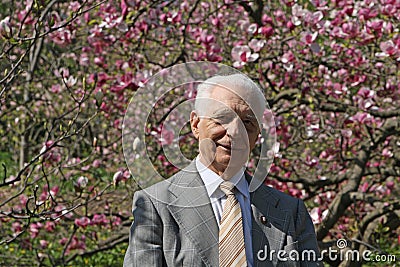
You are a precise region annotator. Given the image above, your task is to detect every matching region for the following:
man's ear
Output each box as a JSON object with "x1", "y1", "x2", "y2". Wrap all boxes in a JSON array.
[{"x1": 190, "y1": 111, "x2": 200, "y2": 139}]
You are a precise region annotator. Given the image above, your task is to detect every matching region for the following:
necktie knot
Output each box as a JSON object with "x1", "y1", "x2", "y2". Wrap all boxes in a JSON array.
[{"x1": 220, "y1": 181, "x2": 235, "y2": 196}]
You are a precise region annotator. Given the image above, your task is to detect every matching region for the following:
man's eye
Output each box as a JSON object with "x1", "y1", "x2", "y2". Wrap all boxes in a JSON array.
[
  {"x1": 244, "y1": 120, "x2": 258, "y2": 130},
  {"x1": 212, "y1": 119, "x2": 223, "y2": 125},
  {"x1": 212, "y1": 116, "x2": 230, "y2": 125},
  {"x1": 244, "y1": 120, "x2": 254, "y2": 126}
]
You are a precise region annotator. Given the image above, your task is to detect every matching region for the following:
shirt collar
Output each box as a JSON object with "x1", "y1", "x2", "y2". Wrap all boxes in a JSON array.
[{"x1": 195, "y1": 156, "x2": 249, "y2": 199}]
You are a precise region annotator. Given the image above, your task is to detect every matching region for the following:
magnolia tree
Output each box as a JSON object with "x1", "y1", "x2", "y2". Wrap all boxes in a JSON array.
[{"x1": 0, "y1": 0, "x2": 399, "y2": 266}]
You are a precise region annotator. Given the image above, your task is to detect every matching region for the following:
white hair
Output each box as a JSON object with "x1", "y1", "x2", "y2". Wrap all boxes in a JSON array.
[{"x1": 195, "y1": 74, "x2": 266, "y2": 122}]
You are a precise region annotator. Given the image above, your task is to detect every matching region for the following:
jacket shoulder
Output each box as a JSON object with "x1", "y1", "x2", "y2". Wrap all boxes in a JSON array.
[
  {"x1": 253, "y1": 182, "x2": 306, "y2": 212},
  {"x1": 134, "y1": 161, "x2": 199, "y2": 202}
]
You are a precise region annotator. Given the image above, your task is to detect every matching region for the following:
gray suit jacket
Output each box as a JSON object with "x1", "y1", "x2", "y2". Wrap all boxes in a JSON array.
[{"x1": 124, "y1": 161, "x2": 320, "y2": 266}]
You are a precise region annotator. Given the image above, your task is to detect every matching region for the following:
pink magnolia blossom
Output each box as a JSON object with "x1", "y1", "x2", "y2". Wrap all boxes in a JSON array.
[
  {"x1": 193, "y1": 50, "x2": 206, "y2": 61},
  {"x1": 160, "y1": 126, "x2": 174, "y2": 145},
  {"x1": 300, "y1": 31, "x2": 318, "y2": 44},
  {"x1": 386, "y1": 180, "x2": 395, "y2": 190},
  {"x1": 50, "y1": 28, "x2": 73, "y2": 46},
  {"x1": 68, "y1": 1, "x2": 81, "y2": 12},
  {"x1": 248, "y1": 39, "x2": 265, "y2": 52},
  {"x1": 94, "y1": 56, "x2": 105, "y2": 67},
  {"x1": 112, "y1": 216, "x2": 122, "y2": 227},
  {"x1": 0, "y1": 17, "x2": 12, "y2": 39},
  {"x1": 231, "y1": 45, "x2": 259, "y2": 68},
  {"x1": 311, "y1": 0, "x2": 328, "y2": 8},
  {"x1": 12, "y1": 222, "x2": 23, "y2": 234},
  {"x1": 377, "y1": 40, "x2": 400, "y2": 58},
  {"x1": 382, "y1": 4, "x2": 397, "y2": 16},
  {"x1": 121, "y1": 0, "x2": 129, "y2": 18},
  {"x1": 269, "y1": 163, "x2": 281, "y2": 174},
  {"x1": 92, "y1": 159, "x2": 101, "y2": 168},
  {"x1": 93, "y1": 72, "x2": 110, "y2": 87},
  {"x1": 355, "y1": 88, "x2": 376, "y2": 110},
  {"x1": 341, "y1": 129, "x2": 353, "y2": 138},
  {"x1": 286, "y1": 20, "x2": 295, "y2": 31},
  {"x1": 113, "y1": 170, "x2": 125, "y2": 186},
  {"x1": 91, "y1": 214, "x2": 109, "y2": 226},
  {"x1": 259, "y1": 26, "x2": 274, "y2": 38},
  {"x1": 358, "y1": 7, "x2": 379, "y2": 20},
  {"x1": 274, "y1": 10, "x2": 286, "y2": 24},
  {"x1": 66, "y1": 235, "x2": 86, "y2": 253},
  {"x1": 384, "y1": 21, "x2": 394, "y2": 34},
  {"x1": 338, "y1": 224, "x2": 348, "y2": 231},
  {"x1": 19, "y1": 194, "x2": 28, "y2": 206},
  {"x1": 199, "y1": 31, "x2": 215, "y2": 44},
  {"x1": 262, "y1": 14, "x2": 273, "y2": 25},
  {"x1": 39, "y1": 240, "x2": 49, "y2": 249},
  {"x1": 39, "y1": 189, "x2": 49, "y2": 202},
  {"x1": 45, "y1": 221, "x2": 55, "y2": 232},
  {"x1": 357, "y1": 88, "x2": 375, "y2": 100},
  {"x1": 360, "y1": 182, "x2": 369, "y2": 193},
  {"x1": 310, "y1": 207, "x2": 323, "y2": 224},
  {"x1": 341, "y1": 21, "x2": 360, "y2": 39},
  {"x1": 281, "y1": 51, "x2": 295, "y2": 63},
  {"x1": 382, "y1": 148, "x2": 393, "y2": 158},
  {"x1": 350, "y1": 112, "x2": 375, "y2": 124},
  {"x1": 111, "y1": 72, "x2": 139, "y2": 94},
  {"x1": 305, "y1": 155, "x2": 320, "y2": 168},
  {"x1": 75, "y1": 176, "x2": 88, "y2": 189},
  {"x1": 366, "y1": 19, "x2": 384, "y2": 32},
  {"x1": 288, "y1": 188, "x2": 305, "y2": 198},
  {"x1": 64, "y1": 75, "x2": 77, "y2": 87},
  {"x1": 239, "y1": 20, "x2": 250, "y2": 32},
  {"x1": 304, "y1": 11, "x2": 323, "y2": 26},
  {"x1": 39, "y1": 141, "x2": 61, "y2": 164},
  {"x1": 206, "y1": 48, "x2": 223, "y2": 62},
  {"x1": 211, "y1": 16, "x2": 221, "y2": 28},
  {"x1": 98, "y1": 10, "x2": 123, "y2": 29},
  {"x1": 17, "y1": 9, "x2": 35, "y2": 25},
  {"x1": 350, "y1": 74, "x2": 367, "y2": 87},
  {"x1": 75, "y1": 217, "x2": 90, "y2": 228},
  {"x1": 54, "y1": 205, "x2": 72, "y2": 219},
  {"x1": 50, "y1": 84, "x2": 62, "y2": 93},
  {"x1": 54, "y1": 67, "x2": 69, "y2": 78},
  {"x1": 247, "y1": 23, "x2": 258, "y2": 35},
  {"x1": 291, "y1": 4, "x2": 308, "y2": 26},
  {"x1": 29, "y1": 223, "x2": 43, "y2": 238},
  {"x1": 59, "y1": 237, "x2": 68, "y2": 246},
  {"x1": 358, "y1": 32, "x2": 376, "y2": 45}
]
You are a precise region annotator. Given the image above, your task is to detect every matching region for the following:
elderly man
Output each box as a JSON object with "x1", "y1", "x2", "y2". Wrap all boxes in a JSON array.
[{"x1": 124, "y1": 74, "x2": 320, "y2": 266}]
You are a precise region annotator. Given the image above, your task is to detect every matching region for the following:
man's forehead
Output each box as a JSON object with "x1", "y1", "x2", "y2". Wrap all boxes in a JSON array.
[
  {"x1": 208, "y1": 86, "x2": 257, "y2": 109},
  {"x1": 207, "y1": 106, "x2": 255, "y2": 118},
  {"x1": 210, "y1": 84, "x2": 247, "y2": 99}
]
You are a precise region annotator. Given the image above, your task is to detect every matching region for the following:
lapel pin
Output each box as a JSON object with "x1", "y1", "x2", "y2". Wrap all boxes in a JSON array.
[{"x1": 260, "y1": 216, "x2": 268, "y2": 225}]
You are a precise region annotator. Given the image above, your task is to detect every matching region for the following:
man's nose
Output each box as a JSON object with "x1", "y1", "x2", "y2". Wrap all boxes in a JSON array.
[{"x1": 225, "y1": 118, "x2": 245, "y2": 139}]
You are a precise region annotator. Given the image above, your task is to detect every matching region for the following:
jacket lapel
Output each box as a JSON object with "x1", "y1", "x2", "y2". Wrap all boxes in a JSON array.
[
  {"x1": 166, "y1": 162, "x2": 219, "y2": 267},
  {"x1": 250, "y1": 185, "x2": 290, "y2": 266},
  {"x1": 165, "y1": 166, "x2": 291, "y2": 267}
]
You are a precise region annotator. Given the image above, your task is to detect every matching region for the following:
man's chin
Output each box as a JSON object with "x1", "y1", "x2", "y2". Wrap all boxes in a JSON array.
[
  {"x1": 213, "y1": 159, "x2": 246, "y2": 175},
  {"x1": 217, "y1": 153, "x2": 248, "y2": 164}
]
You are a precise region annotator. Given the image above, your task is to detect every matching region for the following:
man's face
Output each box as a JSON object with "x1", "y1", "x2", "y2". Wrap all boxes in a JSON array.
[{"x1": 190, "y1": 86, "x2": 261, "y2": 178}]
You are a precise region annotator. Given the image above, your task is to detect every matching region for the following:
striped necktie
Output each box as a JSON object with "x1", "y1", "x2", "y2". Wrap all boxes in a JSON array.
[{"x1": 219, "y1": 181, "x2": 247, "y2": 267}]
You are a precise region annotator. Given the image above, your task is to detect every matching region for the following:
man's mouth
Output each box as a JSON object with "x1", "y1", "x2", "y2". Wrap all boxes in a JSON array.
[{"x1": 216, "y1": 143, "x2": 231, "y2": 150}]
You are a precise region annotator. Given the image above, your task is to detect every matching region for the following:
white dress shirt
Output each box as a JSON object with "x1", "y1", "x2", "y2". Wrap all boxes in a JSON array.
[{"x1": 196, "y1": 157, "x2": 254, "y2": 266}]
